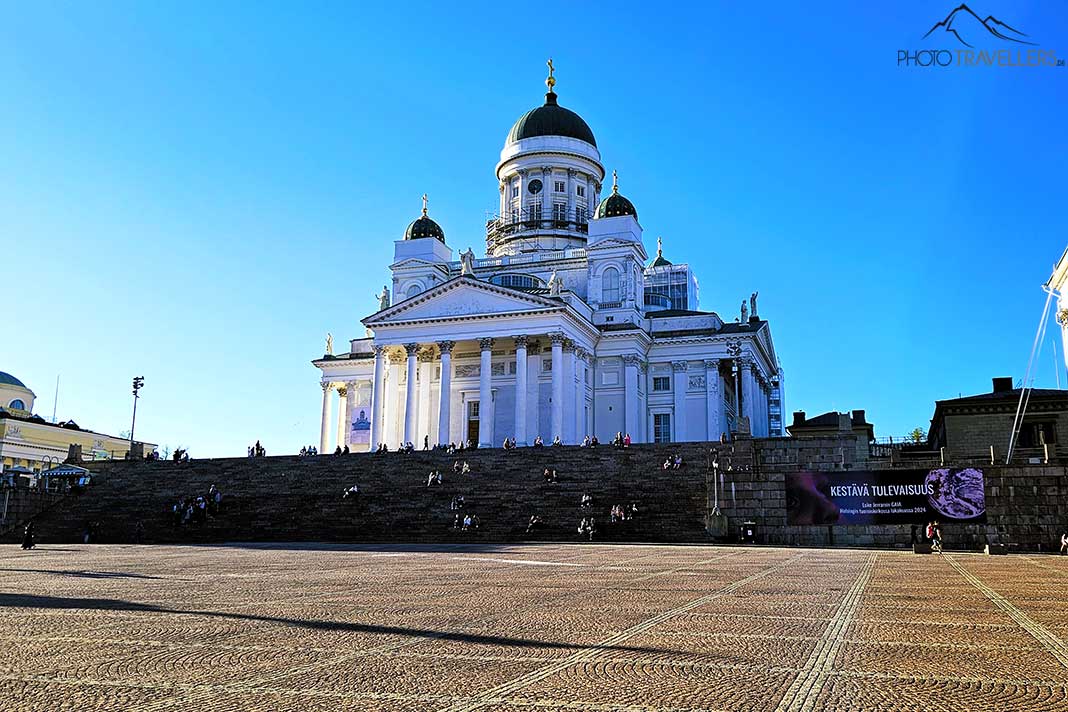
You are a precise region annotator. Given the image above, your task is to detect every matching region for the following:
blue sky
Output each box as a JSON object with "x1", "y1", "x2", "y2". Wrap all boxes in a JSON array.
[{"x1": 2, "y1": 1, "x2": 1066, "y2": 456}]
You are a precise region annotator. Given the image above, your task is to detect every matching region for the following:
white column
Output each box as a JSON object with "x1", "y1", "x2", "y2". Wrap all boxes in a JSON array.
[
  {"x1": 566, "y1": 168, "x2": 575, "y2": 222},
  {"x1": 561, "y1": 340, "x2": 576, "y2": 443},
  {"x1": 319, "y1": 382, "x2": 333, "y2": 453},
  {"x1": 623, "y1": 355, "x2": 640, "y2": 439},
  {"x1": 740, "y1": 357, "x2": 755, "y2": 432},
  {"x1": 403, "y1": 343, "x2": 419, "y2": 445},
  {"x1": 573, "y1": 348, "x2": 586, "y2": 440},
  {"x1": 478, "y1": 337, "x2": 494, "y2": 446},
  {"x1": 550, "y1": 333, "x2": 564, "y2": 440},
  {"x1": 437, "y1": 340, "x2": 454, "y2": 446},
  {"x1": 541, "y1": 166, "x2": 552, "y2": 223},
  {"x1": 387, "y1": 355, "x2": 403, "y2": 446},
  {"x1": 334, "y1": 386, "x2": 348, "y2": 450},
  {"x1": 672, "y1": 361, "x2": 688, "y2": 443},
  {"x1": 370, "y1": 346, "x2": 385, "y2": 449},
  {"x1": 705, "y1": 359, "x2": 722, "y2": 442},
  {"x1": 418, "y1": 352, "x2": 433, "y2": 447},
  {"x1": 513, "y1": 335, "x2": 528, "y2": 445}
]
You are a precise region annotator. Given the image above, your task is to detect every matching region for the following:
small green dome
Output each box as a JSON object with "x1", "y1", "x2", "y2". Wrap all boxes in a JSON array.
[
  {"x1": 506, "y1": 91, "x2": 597, "y2": 147},
  {"x1": 595, "y1": 170, "x2": 638, "y2": 220},
  {"x1": 404, "y1": 196, "x2": 445, "y2": 242}
]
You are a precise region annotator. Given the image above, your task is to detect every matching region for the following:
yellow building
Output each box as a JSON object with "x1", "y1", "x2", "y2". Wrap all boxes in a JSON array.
[{"x1": 0, "y1": 371, "x2": 156, "y2": 472}]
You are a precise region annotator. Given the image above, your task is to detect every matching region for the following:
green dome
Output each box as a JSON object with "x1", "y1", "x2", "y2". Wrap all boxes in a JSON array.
[
  {"x1": 506, "y1": 92, "x2": 596, "y2": 147},
  {"x1": 0, "y1": 371, "x2": 27, "y2": 388},
  {"x1": 404, "y1": 198, "x2": 446, "y2": 242},
  {"x1": 596, "y1": 171, "x2": 637, "y2": 220}
]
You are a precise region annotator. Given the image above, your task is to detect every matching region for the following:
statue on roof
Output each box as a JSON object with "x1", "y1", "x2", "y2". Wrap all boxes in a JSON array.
[
  {"x1": 750, "y1": 291, "x2": 759, "y2": 318},
  {"x1": 460, "y1": 247, "x2": 476, "y2": 276},
  {"x1": 548, "y1": 269, "x2": 562, "y2": 296},
  {"x1": 378, "y1": 285, "x2": 391, "y2": 311},
  {"x1": 740, "y1": 299, "x2": 749, "y2": 323},
  {"x1": 325, "y1": 332, "x2": 334, "y2": 356}
]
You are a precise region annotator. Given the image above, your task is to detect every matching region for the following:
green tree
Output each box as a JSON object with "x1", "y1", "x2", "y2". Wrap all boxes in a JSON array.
[{"x1": 908, "y1": 427, "x2": 926, "y2": 444}]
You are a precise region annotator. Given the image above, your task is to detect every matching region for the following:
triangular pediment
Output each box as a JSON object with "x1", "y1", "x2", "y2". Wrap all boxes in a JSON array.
[{"x1": 364, "y1": 276, "x2": 562, "y2": 325}]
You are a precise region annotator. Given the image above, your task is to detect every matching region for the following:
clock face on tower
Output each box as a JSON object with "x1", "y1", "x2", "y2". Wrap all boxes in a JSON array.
[{"x1": 527, "y1": 179, "x2": 543, "y2": 195}]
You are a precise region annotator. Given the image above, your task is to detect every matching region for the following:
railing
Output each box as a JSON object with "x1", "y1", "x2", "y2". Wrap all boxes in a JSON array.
[
  {"x1": 486, "y1": 207, "x2": 591, "y2": 243},
  {"x1": 598, "y1": 301, "x2": 623, "y2": 309},
  {"x1": 451, "y1": 248, "x2": 589, "y2": 273}
]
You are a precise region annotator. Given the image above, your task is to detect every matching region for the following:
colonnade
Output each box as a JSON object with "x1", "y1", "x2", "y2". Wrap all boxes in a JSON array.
[{"x1": 362, "y1": 333, "x2": 590, "y2": 449}]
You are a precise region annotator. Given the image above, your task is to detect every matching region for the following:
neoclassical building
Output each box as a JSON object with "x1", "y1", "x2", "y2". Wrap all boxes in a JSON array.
[{"x1": 314, "y1": 65, "x2": 784, "y2": 451}]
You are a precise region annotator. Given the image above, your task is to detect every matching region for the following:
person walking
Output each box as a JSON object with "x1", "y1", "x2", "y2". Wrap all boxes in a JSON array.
[
  {"x1": 1060, "y1": 531, "x2": 1068, "y2": 555},
  {"x1": 21, "y1": 522, "x2": 35, "y2": 550}
]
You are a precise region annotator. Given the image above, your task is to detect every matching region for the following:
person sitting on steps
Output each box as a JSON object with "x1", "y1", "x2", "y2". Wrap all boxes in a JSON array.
[
  {"x1": 532, "y1": 436, "x2": 544, "y2": 448},
  {"x1": 526, "y1": 514, "x2": 541, "y2": 534},
  {"x1": 580, "y1": 493, "x2": 593, "y2": 509},
  {"x1": 552, "y1": 435, "x2": 562, "y2": 447}
]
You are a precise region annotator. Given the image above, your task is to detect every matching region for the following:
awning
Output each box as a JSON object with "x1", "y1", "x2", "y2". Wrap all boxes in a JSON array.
[{"x1": 41, "y1": 465, "x2": 90, "y2": 477}]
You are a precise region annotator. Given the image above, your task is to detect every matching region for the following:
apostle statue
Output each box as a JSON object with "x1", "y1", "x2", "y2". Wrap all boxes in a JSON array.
[
  {"x1": 548, "y1": 269, "x2": 562, "y2": 296},
  {"x1": 325, "y1": 332, "x2": 334, "y2": 355},
  {"x1": 377, "y1": 285, "x2": 391, "y2": 311},
  {"x1": 750, "y1": 291, "x2": 759, "y2": 317},
  {"x1": 740, "y1": 299, "x2": 749, "y2": 323},
  {"x1": 460, "y1": 248, "x2": 476, "y2": 276}
]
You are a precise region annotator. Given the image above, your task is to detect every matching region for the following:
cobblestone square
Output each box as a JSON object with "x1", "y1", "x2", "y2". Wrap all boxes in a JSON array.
[{"x1": 2, "y1": 543, "x2": 1067, "y2": 711}]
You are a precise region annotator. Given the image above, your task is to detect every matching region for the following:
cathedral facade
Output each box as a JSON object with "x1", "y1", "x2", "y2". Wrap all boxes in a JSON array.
[{"x1": 314, "y1": 66, "x2": 784, "y2": 452}]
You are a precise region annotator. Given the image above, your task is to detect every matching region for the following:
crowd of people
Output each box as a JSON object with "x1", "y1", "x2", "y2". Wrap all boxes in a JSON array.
[
  {"x1": 298, "y1": 445, "x2": 320, "y2": 456},
  {"x1": 247, "y1": 441, "x2": 266, "y2": 458},
  {"x1": 171, "y1": 484, "x2": 223, "y2": 526}
]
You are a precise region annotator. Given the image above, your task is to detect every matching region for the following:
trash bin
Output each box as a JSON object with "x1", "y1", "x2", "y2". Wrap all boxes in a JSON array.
[{"x1": 740, "y1": 520, "x2": 757, "y2": 544}]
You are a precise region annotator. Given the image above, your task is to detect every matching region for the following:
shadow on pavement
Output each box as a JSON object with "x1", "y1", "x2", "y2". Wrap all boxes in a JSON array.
[{"x1": 0, "y1": 592, "x2": 679, "y2": 655}]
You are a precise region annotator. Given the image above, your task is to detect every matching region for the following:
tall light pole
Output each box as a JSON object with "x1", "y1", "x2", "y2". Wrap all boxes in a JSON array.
[{"x1": 130, "y1": 376, "x2": 145, "y2": 451}]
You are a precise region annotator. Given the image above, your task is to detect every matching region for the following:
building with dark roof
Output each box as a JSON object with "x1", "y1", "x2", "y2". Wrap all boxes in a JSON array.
[
  {"x1": 312, "y1": 63, "x2": 784, "y2": 452},
  {"x1": 928, "y1": 377, "x2": 1068, "y2": 459}
]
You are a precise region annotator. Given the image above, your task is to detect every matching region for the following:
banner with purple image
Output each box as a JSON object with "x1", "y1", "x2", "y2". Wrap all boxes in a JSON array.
[{"x1": 786, "y1": 468, "x2": 986, "y2": 525}]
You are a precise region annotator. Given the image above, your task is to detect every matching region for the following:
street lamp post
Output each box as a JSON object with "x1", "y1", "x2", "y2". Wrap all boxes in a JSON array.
[{"x1": 129, "y1": 376, "x2": 145, "y2": 452}]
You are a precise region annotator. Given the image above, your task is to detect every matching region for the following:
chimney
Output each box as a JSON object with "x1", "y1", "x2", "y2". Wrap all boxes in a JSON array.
[
  {"x1": 992, "y1": 377, "x2": 1013, "y2": 394},
  {"x1": 792, "y1": 411, "x2": 806, "y2": 427},
  {"x1": 838, "y1": 413, "x2": 852, "y2": 432},
  {"x1": 851, "y1": 409, "x2": 866, "y2": 425}
]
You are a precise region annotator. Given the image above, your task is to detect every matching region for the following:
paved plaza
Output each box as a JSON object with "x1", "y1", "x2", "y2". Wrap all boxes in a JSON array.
[{"x1": 2, "y1": 543, "x2": 1067, "y2": 711}]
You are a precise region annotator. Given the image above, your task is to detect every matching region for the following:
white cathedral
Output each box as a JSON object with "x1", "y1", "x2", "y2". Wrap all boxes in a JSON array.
[{"x1": 314, "y1": 64, "x2": 784, "y2": 452}]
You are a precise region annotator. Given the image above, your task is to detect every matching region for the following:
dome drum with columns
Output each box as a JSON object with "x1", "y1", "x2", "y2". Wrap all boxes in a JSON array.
[{"x1": 313, "y1": 63, "x2": 785, "y2": 453}]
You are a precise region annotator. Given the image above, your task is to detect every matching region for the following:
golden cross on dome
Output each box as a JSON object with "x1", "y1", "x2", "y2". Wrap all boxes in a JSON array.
[
  {"x1": 546, "y1": 57, "x2": 556, "y2": 91},
  {"x1": 657, "y1": 236, "x2": 663, "y2": 257},
  {"x1": 612, "y1": 170, "x2": 619, "y2": 193},
  {"x1": 421, "y1": 193, "x2": 428, "y2": 216}
]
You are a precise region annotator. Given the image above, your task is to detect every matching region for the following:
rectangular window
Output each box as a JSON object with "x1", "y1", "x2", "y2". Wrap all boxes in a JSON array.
[
  {"x1": 654, "y1": 413, "x2": 672, "y2": 443},
  {"x1": 576, "y1": 185, "x2": 585, "y2": 197},
  {"x1": 652, "y1": 376, "x2": 671, "y2": 392},
  {"x1": 553, "y1": 202, "x2": 567, "y2": 222},
  {"x1": 511, "y1": 185, "x2": 519, "y2": 198},
  {"x1": 554, "y1": 180, "x2": 565, "y2": 192},
  {"x1": 1019, "y1": 421, "x2": 1057, "y2": 448}
]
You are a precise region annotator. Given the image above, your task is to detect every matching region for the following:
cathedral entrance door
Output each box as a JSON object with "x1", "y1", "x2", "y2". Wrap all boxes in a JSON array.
[{"x1": 466, "y1": 400, "x2": 480, "y2": 444}]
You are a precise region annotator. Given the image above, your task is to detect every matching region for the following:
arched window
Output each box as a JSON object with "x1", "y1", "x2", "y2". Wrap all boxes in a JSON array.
[
  {"x1": 9, "y1": 399, "x2": 25, "y2": 410},
  {"x1": 405, "y1": 284, "x2": 422, "y2": 299},
  {"x1": 601, "y1": 267, "x2": 621, "y2": 303}
]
